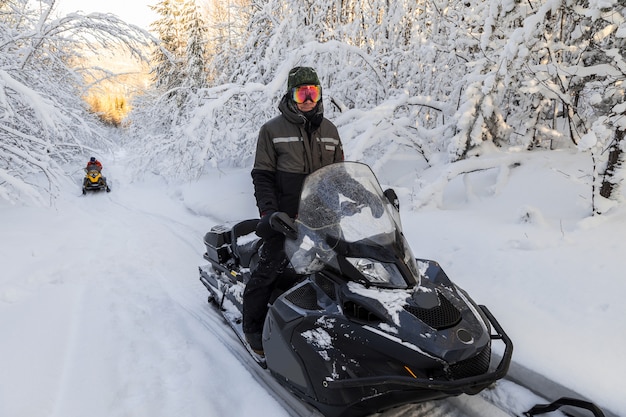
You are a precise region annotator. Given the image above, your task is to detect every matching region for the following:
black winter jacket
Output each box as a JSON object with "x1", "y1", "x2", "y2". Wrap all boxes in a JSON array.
[{"x1": 252, "y1": 95, "x2": 344, "y2": 218}]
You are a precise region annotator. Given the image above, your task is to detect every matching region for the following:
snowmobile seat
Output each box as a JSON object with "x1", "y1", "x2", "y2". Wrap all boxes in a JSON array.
[{"x1": 231, "y1": 219, "x2": 261, "y2": 268}]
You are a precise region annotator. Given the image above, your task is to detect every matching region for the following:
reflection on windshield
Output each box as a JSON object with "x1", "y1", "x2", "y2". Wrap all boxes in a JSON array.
[
  {"x1": 297, "y1": 163, "x2": 395, "y2": 242},
  {"x1": 286, "y1": 162, "x2": 401, "y2": 274}
]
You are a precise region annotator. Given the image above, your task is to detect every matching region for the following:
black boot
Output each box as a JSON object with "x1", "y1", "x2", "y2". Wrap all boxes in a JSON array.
[{"x1": 245, "y1": 332, "x2": 264, "y2": 356}]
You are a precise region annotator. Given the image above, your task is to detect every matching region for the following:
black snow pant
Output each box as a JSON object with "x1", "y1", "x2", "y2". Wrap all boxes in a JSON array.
[{"x1": 242, "y1": 234, "x2": 288, "y2": 335}]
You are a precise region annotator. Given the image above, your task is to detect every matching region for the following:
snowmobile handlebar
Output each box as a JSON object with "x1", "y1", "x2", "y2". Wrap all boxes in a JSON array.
[
  {"x1": 324, "y1": 305, "x2": 513, "y2": 394},
  {"x1": 269, "y1": 212, "x2": 297, "y2": 240}
]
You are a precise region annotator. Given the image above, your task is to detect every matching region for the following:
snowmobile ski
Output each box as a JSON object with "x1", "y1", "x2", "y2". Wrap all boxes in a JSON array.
[
  {"x1": 202, "y1": 271, "x2": 267, "y2": 368},
  {"x1": 524, "y1": 397, "x2": 606, "y2": 417}
]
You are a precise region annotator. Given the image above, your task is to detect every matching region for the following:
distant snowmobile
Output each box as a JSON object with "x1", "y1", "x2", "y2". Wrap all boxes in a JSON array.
[
  {"x1": 82, "y1": 168, "x2": 110, "y2": 194},
  {"x1": 198, "y1": 161, "x2": 514, "y2": 417}
]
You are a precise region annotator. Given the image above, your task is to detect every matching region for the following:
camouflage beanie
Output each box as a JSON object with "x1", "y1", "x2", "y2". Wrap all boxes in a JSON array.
[{"x1": 287, "y1": 67, "x2": 320, "y2": 90}]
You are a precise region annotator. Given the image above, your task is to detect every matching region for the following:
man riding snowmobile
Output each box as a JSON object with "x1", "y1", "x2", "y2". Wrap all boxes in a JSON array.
[
  {"x1": 243, "y1": 66, "x2": 344, "y2": 354},
  {"x1": 86, "y1": 156, "x2": 103, "y2": 172},
  {"x1": 82, "y1": 156, "x2": 110, "y2": 194}
]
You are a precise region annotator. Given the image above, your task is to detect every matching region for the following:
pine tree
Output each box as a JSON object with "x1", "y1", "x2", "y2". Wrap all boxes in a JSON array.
[
  {"x1": 182, "y1": 0, "x2": 209, "y2": 90},
  {"x1": 150, "y1": 0, "x2": 187, "y2": 91}
]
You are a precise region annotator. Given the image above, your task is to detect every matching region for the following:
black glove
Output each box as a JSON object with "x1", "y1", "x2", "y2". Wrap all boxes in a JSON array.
[{"x1": 256, "y1": 211, "x2": 277, "y2": 239}]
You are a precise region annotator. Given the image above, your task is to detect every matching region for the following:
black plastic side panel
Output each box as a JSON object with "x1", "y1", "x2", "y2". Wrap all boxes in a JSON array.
[{"x1": 204, "y1": 225, "x2": 232, "y2": 264}]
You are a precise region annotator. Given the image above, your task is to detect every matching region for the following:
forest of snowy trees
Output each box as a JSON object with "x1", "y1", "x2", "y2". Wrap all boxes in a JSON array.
[{"x1": 1, "y1": 0, "x2": 625, "y2": 211}]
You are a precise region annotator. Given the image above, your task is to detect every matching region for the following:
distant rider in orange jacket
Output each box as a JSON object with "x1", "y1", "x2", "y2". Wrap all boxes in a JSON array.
[{"x1": 86, "y1": 156, "x2": 103, "y2": 172}]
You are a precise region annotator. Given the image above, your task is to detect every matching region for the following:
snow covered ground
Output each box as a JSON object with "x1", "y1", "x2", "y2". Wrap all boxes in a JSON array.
[{"x1": 0, "y1": 147, "x2": 623, "y2": 417}]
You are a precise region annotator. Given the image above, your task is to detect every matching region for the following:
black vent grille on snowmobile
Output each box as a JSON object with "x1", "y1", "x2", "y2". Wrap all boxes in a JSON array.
[
  {"x1": 315, "y1": 275, "x2": 337, "y2": 301},
  {"x1": 449, "y1": 344, "x2": 491, "y2": 379},
  {"x1": 404, "y1": 291, "x2": 461, "y2": 330},
  {"x1": 285, "y1": 284, "x2": 321, "y2": 310},
  {"x1": 343, "y1": 300, "x2": 383, "y2": 323}
]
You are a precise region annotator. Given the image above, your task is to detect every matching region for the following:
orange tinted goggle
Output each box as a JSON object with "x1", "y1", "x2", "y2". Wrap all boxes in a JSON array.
[{"x1": 291, "y1": 85, "x2": 321, "y2": 104}]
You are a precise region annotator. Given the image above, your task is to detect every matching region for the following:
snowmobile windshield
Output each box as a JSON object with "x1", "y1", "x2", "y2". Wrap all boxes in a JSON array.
[{"x1": 285, "y1": 162, "x2": 419, "y2": 288}]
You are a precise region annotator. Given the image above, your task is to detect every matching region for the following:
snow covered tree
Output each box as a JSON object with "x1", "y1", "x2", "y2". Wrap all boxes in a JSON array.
[
  {"x1": 439, "y1": 0, "x2": 625, "y2": 161},
  {"x1": 150, "y1": 0, "x2": 187, "y2": 91},
  {"x1": 572, "y1": 2, "x2": 626, "y2": 206},
  {"x1": 126, "y1": 0, "x2": 213, "y2": 178},
  {"x1": 183, "y1": 0, "x2": 209, "y2": 90},
  {"x1": 125, "y1": 0, "x2": 626, "y2": 210},
  {"x1": 150, "y1": 0, "x2": 209, "y2": 91},
  {"x1": 204, "y1": 0, "x2": 251, "y2": 84}
]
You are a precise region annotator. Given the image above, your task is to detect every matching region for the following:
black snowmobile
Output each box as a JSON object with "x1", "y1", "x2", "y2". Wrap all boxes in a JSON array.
[
  {"x1": 199, "y1": 161, "x2": 513, "y2": 417},
  {"x1": 82, "y1": 168, "x2": 110, "y2": 194}
]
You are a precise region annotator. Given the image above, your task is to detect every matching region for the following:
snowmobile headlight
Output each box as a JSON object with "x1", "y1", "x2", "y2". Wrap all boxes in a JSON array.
[{"x1": 346, "y1": 258, "x2": 407, "y2": 289}]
